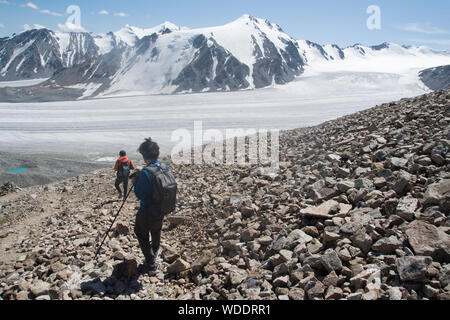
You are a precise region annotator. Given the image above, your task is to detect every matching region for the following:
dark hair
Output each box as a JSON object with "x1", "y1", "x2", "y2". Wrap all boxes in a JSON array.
[
  {"x1": 119, "y1": 150, "x2": 126, "y2": 157},
  {"x1": 138, "y1": 138, "x2": 160, "y2": 161}
]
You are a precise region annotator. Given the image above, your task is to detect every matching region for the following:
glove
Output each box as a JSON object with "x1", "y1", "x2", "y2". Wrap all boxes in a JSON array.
[{"x1": 130, "y1": 169, "x2": 140, "y2": 185}]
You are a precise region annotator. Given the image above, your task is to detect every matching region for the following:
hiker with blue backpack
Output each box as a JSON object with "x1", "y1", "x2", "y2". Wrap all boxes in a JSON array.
[
  {"x1": 131, "y1": 138, "x2": 178, "y2": 273},
  {"x1": 114, "y1": 150, "x2": 136, "y2": 200}
]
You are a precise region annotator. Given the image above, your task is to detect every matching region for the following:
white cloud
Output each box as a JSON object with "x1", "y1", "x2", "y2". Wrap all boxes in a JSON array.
[
  {"x1": 114, "y1": 12, "x2": 129, "y2": 17},
  {"x1": 22, "y1": 24, "x2": 32, "y2": 31},
  {"x1": 0, "y1": 23, "x2": 4, "y2": 29},
  {"x1": 22, "y1": 2, "x2": 39, "y2": 10},
  {"x1": 58, "y1": 22, "x2": 87, "y2": 33},
  {"x1": 40, "y1": 9, "x2": 62, "y2": 17},
  {"x1": 0, "y1": 1, "x2": 10, "y2": 5},
  {"x1": 20, "y1": 2, "x2": 62, "y2": 16},
  {"x1": 400, "y1": 23, "x2": 449, "y2": 35},
  {"x1": 99, "y1": 10, "x2": 109, "y2": 15},
  {"x1": 34, "y1": 24, "x2": 46, "y2": 29},
  {"x1": 409, "y1": 38, "x2": 450, "y2": 46}
]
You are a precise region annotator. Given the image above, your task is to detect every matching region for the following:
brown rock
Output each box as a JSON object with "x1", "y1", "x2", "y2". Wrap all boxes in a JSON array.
[
  {"x1": 112, "y1": 259, "x2": 138, "y2": 279},
  {"x1": 192, "y1": 252, "x2": 215, "y2": 273},
  {"x1": 325, "y1": 286, "x2": 343, "y2": 300},
  {"x1": 167, "y1": 215, "x2": 191, "y2": 227},
  {"x1": 288, "y1": 288, "x2": 305, "y2": 300},
  {"x1": 300, "y1": 200, "x2": 339, "y2": 219},
  {"x1": 167, "y1": 258, "x2": 191, "y2": 274},
  {"x1": 406, "y1": 220, "x2": 450, "y2": 262},
  {"x1": 115, "y1": 223, "x2": 129, "y2": 236}
]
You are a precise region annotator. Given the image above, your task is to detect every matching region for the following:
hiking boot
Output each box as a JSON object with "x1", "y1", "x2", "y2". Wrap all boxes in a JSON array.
[
  {"x1": 118, "y1": 193, "x2": 123, "y2": 200},
  {"x1": 138, "y1": 262, "x2": 158, "y2": 275}
]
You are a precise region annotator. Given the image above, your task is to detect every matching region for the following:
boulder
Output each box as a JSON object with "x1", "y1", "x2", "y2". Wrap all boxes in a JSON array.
[{"x1": 405, "y1": 220, "x2": 450, "y2": 262}]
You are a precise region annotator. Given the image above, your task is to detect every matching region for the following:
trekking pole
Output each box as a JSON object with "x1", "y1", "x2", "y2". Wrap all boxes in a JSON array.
[{"x1": 94, "y1": 184, "x2": 135, "y2": 261}]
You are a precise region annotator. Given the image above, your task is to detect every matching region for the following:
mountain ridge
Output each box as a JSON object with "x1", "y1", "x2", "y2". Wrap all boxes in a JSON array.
[{"x1": 1, "y1": 15, "x2": 450, "y2": 100}]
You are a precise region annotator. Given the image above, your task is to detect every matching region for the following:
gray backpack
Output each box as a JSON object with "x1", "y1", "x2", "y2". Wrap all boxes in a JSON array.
[{"x1": 144, "y1": 163, "x2": 178, "y2": 215}]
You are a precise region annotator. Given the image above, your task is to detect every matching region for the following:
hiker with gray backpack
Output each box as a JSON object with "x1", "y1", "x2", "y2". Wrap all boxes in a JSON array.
[
  {"x1": 131, "y1": 138, "x2": 178, "y2": 273},
  {"x1": 114, "y1": 150, "x2": 136, "y2": 200}
]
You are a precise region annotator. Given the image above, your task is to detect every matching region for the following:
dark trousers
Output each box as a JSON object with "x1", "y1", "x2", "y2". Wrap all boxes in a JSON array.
[
  {"x1": 115, "y1": 176, "x2": 129, "y2": 195},
  {"x1": 134, "y1": 209, "x2": 164, "y2": 264}
]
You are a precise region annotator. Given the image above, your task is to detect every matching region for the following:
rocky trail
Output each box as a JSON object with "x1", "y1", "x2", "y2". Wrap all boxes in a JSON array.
[{"x1": 0, "y1": 89, "x2": 449, "y2": 300}]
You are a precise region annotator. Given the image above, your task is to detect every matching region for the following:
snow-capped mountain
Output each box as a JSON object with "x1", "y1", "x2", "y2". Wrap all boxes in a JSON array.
[
  {"x1": 0, "y1": 22, "x2": 183, "y2": 82},
  {"x1": 0, "y1": 14, "x2": 450, "y2": 100},
  {"x1": 0, "y1": 28, "x2": 101, "y2": 81},
  {"x1": 102, "y1": 15, "x2": 305, "y2": 95}
]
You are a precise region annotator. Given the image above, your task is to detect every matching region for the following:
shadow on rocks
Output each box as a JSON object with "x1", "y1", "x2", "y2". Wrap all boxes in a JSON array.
[{"x1": 81, "y1": 259, "x2": 143, "y2": 299}]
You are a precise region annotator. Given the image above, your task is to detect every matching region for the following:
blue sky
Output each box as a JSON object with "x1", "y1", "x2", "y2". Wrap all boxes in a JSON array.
[{"x1": 0, "y1": 0, "x2": 449, "y2": 49}]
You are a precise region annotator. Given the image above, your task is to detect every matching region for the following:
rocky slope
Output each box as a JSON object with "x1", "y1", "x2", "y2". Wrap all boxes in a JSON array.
[
  {"x1": 0, "y1": 90, "x2": 449, "y2": 300},
  {"x1": 420, "y1": 65, "x2": 450, "y2": 91}
]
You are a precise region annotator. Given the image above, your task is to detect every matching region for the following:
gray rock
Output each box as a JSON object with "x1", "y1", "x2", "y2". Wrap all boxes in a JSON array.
[
  {"x1": 388, "y1": 287, "x2": 403, "y2": 300},
  {"x1": 396, "y1": 256, "x2": 432, "y2": 282},
  {"x1": 306, "y1": 281, "x2": 325, "y2": 299},
  {"x1": 320, "y1": 249, "x2": 343, "y2": 273},
  {"x1": 30, "y1": 280, "x2": 50, "y2": 297},
  {"x1": 273, "y1": 275, "x2": 290, "y2": 288},
  {"x1": 351, "y1": 231, "x2": 373, "y2": 254},
  {"x1": 390, "y1": 157, "x2": 408, "y2": 169},
  {"x1": 355, "y1": 178, "x2": 374, "y2": 190},
  {"x1": 423, "y1": 180, "x2": 450, "y2": 209},
  {"x1": 285, "y1": 229, "x2": 313, "y2": 248},
  {"x1": 228, "y1": 268, "x2": 248, "y2": 286},
  {"x1": 337, "y1": 181, "x2": 355, "y2": 193},
  {"x1": 372, "y1": 236, "x2": 403, "y2": 254},
  {"x1": 396, "y1": 196, "x2": 419, "y2": 221}
]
